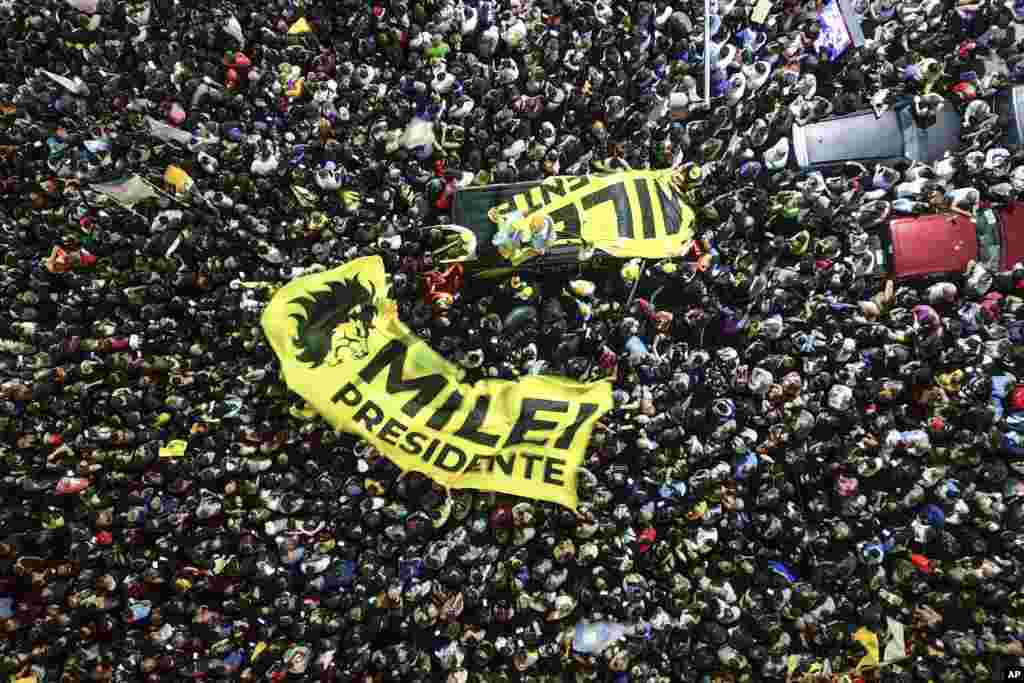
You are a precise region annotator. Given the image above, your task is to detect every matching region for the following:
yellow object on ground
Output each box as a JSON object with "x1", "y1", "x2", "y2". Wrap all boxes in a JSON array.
[
  {"x1": 159, "y1": 440, "x2": 188, "y2": 458},
  {"x1": 288, "y1": 17, "x2": 313, "y2": 34}
]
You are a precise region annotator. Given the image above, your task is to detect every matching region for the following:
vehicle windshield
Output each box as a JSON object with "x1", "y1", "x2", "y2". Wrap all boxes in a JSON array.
[
  {"x1": 976, "y1": 208, "x2": 1002, "y2": 272},
  {"x1": 451, "y1": 181, "x2": 543, "y2": 257}
]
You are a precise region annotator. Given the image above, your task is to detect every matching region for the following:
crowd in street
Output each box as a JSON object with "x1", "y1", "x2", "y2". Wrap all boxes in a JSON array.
[{"x1": 3, "y1": 0, "x2": 1024, "y2": 681}]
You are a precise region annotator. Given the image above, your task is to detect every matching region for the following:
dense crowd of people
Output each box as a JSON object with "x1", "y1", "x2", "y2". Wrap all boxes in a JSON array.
[{"x1": 3, "y1": 0, "x2": 1024, "y2": 681}]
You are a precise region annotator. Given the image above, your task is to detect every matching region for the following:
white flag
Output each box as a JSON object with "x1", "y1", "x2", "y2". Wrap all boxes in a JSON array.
[
  {"x1": 40, "y1": 70, "x2": 90, "y2": 96},
  {"x1": 146, "y1": 117, "x2": 194, "y2": 146},
  {"x1": 883, "y1": 617, "x2": 906, "y2": 663},
  {"x1": 224, "y1": 15, "x2": 246, "y2": 47},
  {"x1": 90, "y1": 176, "x2": 161, "y2": 207}
]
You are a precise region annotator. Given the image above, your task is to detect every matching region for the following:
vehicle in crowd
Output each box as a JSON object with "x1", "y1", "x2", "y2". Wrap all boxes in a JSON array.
[
  {"x1": 427, "y1": 169, "x2": 697, "y2": 278},
  {"x1": 792, "y1": 86, "x2": 1024, "y2": 169},
  {"x1": 868, "y1": 202, "x2": 1024, "y2": 279}
]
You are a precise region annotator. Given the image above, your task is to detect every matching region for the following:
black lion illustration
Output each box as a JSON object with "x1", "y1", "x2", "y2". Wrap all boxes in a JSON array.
[{"x1": 289, "y1": 276, "x2": 378, "y2": 367}]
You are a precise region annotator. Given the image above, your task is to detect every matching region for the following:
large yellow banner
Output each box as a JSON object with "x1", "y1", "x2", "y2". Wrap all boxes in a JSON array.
[
  {"x1": 494, "y1": 170, "x2": 696, "y2": 263},
  {"x1": 261, "y1": 256, "x2": 613, "y2": 509}
]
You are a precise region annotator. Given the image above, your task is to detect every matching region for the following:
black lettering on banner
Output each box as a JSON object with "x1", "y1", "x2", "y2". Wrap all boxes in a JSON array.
[
  {"x1": 352, "y1": 400, "x2": 385, "y2": 431},
  {"x1": 332, "y1": 382, "x2": 363, "y2": 407},
  {"x1": 581, "y1": 181, "x2": 632, "y2": 238},
  {"x1": 565, "y1": 176, "x2": 591, "y2": 192},
  {"x1": 507, "y1": 399, "x2": 570, "y2": 447},
  {"x1": 420, "y1": 438, "x2": 441, "y2": 464},
  {"x1": 434, "y1": 443, "x2": 468, "y2": 472},
  {"x1": 513, "y1": 193, "x2": 530, "y2": 214},
  {"x1": 521, "y1": 453, "x2": 544, "y2": 480},
  {"x1": 548, "y1": 203, "x2": 581, "y2": 235},
  {"x1": 454, "y1": 395, "x2": 501, "y2": 448},
  {"x1": 655, "y1": 181, "x2": 683, "y2": 235},
  {"x1": 494, "y1": 452, "x2": 516, "y2": 476},
  {"x1": 634, "y1": 177, "x2": 658, "y2": 239},
  {"x1": 378, "y1": 417, "x2": 407, "y2": 446},
  {"x1": 358, "y1": 340, "x2": 449, "y2": 419},
  {"x1": 543, "y1": 457, "x2": 566, "y2": 486},
  {"x1": 543, "y1": 178, "x2": 567, "y2": 198},
  {"x1": 401, "y1": 431, "x2": 428, "y2": 455},
  {"x1": 519, "y1": 187, "x2": 546, "y2": 212},
  {"x1": 554, "y1": 402, "x2": 600, "y2": 450},
  {"x1": 426, "y1": 389, "x2": 463, "y2": 431},
  {"x1": 463, "y1": 454, "x2": 493, "y2": 473}
]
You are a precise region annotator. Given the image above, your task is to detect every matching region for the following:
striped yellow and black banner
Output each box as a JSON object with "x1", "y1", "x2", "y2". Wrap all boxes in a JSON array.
[{"x1": 503, "y1": 170, "x2": 696, "y2": 260}]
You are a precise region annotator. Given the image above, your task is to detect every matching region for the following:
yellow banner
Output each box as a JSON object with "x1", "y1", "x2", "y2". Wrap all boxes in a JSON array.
[
  {"x1": 261, "y1": 256, "x2": 613, "y2": 509},
  {"x1": 854, "y1": 627, "x2": 880, "y2": 671},
  {"x1": 495, "y1": 170, "x2": 696, "y2": 262}
]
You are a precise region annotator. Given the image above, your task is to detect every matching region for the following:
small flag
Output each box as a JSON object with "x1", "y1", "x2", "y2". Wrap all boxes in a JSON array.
[
  {"x1": 854, "y1": 627, "x2": 880, "y2": 670},
  {"x1": 288, "y1": 17, "x2": 313, "y2": 34},
  {"x1": 159, "y1": 440, "x2": 189, "y2": 458},
  {"x1": 224, "y1": 14, "x2": 245, "y2": 45},
  {"x1": 40, "y1": 70, "x2": 90, "y2": 96},
  {"x1": 815, "y1": 0, "x2": 852, "y2": 62},
  {"x1": 883, "y1": 618, "x2": 906, "y2": 663},
  {"x1": 90, "y1": 175, "x2": 162, "y2": 207}
]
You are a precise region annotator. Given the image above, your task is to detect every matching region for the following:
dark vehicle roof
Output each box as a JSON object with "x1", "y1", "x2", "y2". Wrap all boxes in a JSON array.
[
  {"x1": 792, "y1": 101, "x2": 962, "y2": 169},
  {"x1": 794, "y1": 109, "x2": 905, "y2": 167},
  {"x1": 450, "y1": 180, "x2": 544, "y2": 260},
  {"x1": 889, "y1": 213, "x2": 977, "y2": 279}
]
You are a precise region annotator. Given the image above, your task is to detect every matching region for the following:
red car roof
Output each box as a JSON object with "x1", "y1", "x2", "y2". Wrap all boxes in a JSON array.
[
  {"x1": 890, "y1": 213, "x2": 978, "y2": 279},
  {"x1": 999, "y1": 203, "x2": 1024, "y2": 270}
]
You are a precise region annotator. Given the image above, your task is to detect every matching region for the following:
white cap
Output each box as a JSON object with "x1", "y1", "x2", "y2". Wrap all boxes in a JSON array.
[
  {"x1": 828, "y1": 384, "x2": 854, "y2": 411},
  {"x1": 835, "y1": 337, "x2": 857, "y2": 362},
  {"x1": 761, "y1": 315, "x2": 784, "y2": 339},
  {"x1": 749, "y1": 367, "x2": 773, "y2": 395}
]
